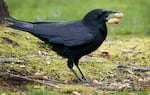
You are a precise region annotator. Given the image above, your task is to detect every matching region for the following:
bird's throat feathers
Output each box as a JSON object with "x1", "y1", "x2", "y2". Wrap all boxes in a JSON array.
[{"x1": 99, "y1": 24, "x2": 107, "y2": 40}]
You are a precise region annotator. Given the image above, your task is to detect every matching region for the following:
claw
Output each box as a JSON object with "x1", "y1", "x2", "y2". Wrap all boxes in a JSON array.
[
  {"x1": 70, "y1": 68, "x2": 89, "y2": 83},
  {"x1": 81, "y1": 76, "x2": 89, "y2": 83}
]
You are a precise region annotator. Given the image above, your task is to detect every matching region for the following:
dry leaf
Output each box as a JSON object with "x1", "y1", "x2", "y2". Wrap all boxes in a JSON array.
[
  {"x1": 47, "y1": 61, "x2": 51, "y2": 64},
  {"x1": 19, "y1": 64, "x2": 26, "y2": 68},
  {"x1": 34, "y1": 72, "x2": 47, "y2": 76},
  {"x1": 99, "y1": 50, "x2": 110, "y2": 57},
  {"x1": 92, "y1": 79, "x2": 101, "y2": 85}
]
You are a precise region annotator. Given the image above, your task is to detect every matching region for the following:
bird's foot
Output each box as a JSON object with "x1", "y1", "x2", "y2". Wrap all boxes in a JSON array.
[
  {"x1": 78, "y1": 76, "x2": 89, "y2": 83},
  {"x1": 70, "y1": 68, "x2": 89, "y2": 83}
]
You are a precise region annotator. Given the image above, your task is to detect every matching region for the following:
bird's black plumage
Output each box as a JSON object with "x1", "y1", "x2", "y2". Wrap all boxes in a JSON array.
[{"x1": 6, "y1": 9, "x2": 118, "y2": 82}]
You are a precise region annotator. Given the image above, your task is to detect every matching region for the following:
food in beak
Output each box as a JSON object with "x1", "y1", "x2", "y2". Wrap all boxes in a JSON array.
[
  {"x1": 114, "y1": 13, "x2": 124, "y2": 19},
  {"x1": 107, "y1": 12, "x2": 123, "y2": 24},
  {"x1": 107, "y1": 18, "x2": 120, "y2": 24}
]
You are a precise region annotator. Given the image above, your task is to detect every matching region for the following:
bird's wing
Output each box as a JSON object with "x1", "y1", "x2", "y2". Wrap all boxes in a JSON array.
[{"x1": 32, "y1": 21, "x2": 94, "y2": 46}]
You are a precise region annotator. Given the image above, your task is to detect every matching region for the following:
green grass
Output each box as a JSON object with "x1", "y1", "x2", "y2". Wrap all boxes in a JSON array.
[
  {"x1": 5, "y1": 0, "x2": 150, "y2": 35},
  {"x1": 108, "y1": 91, "x2": 149, "y2": 95},
  {"x1": 0, "y1": 89, "x2": 60, "y2": 95},
  {"x1": 27, "y1": 89, "x2": 60, "y2": 95},
  {"x1": 0, "y1": 90, "x2": 11, "y2": 95}
]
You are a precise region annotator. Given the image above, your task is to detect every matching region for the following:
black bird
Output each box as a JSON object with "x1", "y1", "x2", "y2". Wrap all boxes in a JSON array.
[{"x1": 6, "y1": 9, "x2": 118, "y2": 82}]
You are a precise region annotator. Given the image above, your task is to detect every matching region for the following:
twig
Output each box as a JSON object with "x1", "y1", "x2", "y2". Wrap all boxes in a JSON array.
[
  {"x1": 0, "y1": 72, "x2": 59, "y2": 89},
  {"x1": 0, "y1": 58, "x2": 22, "y2": 63},
  {"x1": 132, "y1": 67, "x2": 150, "y2": 72},
  {"x1": 28, "y1": 76, "x2": 66, "y2": 84}
]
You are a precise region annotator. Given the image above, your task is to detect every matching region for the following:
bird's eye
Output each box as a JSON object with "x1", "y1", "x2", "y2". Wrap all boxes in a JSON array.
[{"x1": 102, "y1": 11, "x2": 106, "y2": 14}]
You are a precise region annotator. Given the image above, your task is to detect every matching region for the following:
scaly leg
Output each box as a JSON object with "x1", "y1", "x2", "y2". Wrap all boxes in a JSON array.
[
  {"x1": 74, "y1": 58, "x2": 88, "y2": 83},
  {"x1": 67, "y1": 58, "x2": 81, "y2": 81}
]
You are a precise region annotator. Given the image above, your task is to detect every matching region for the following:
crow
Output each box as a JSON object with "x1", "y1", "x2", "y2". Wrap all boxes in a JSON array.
[{"x1": 5, "y1": 9, "x2": 118, "y2": 82}]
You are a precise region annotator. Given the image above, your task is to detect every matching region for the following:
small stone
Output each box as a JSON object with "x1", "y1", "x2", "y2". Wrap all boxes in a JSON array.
[
  {"x1": 71, "y1": 91, "x2": 81, "y2": 95},
  {"x1": 42, "y1": 76, "x2": 49, "y2": 79},
  {"x1": 64, "y1": 80, "x2": 69, "y2": 84},
  {"x1": 37, "y1": 50, "x2": 42, "y2": 55},
  {"x1": 92, "y1": 79, "x2": 101, "y2": 85},
  {"x1": 138, "y1": 78, "x2": 143, "y2": 82},
  {"x1": 47, "y1": 61, "x2": 51, "y2": 64},
  {"x1": 26, "y1": 36, "x2": 30, "y2": 39},
  {"x1": 123, "y1": 79, "x2": 130, "y2": 83}
]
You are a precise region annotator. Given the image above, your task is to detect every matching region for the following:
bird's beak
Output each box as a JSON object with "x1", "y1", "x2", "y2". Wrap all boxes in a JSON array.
[
  {"x1": 104, "y1": 10, "x2": 118, "y2": 21},
  {"x1": 106, "y1": 10, "x2": 119, "y2": 14},
  {"x1": 105, "y1": 10, "x2": 124, "y2": 24}
]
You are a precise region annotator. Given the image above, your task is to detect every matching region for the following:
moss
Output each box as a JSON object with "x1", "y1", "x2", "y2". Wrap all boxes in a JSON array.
[{"x1": 59, "y1": 84, "x2": 101, "y2": 95}]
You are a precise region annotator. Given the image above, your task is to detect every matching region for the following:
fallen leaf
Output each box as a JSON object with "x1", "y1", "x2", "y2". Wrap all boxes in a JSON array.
[
  {"x1": 99, "y1": 50, "x2": 110, "y2": 57},
  {"x1": 34, "y1": 72, "x2": 47, "y2": 76},
  {"x1": 46, "y1": 61, "x2": 51, "y2": 64},
  {"x1": 19, "y1": 64, "x2": 26, "y2": 68}
]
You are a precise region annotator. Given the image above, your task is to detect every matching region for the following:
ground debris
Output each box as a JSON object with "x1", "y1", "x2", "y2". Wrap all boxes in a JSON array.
[
  {"x1": 96, "y1": 81, "x2": 131, "y2": 91},
  {"x1": 0, "y1": 57, "x2": 22, "y2": 63},
  {"x1": 71, "y1": 91, "x2": 81, "y2": 95},
  {"x1": 0, "y1": 70, "x2": 60, "y2": 89},
  {"x1": 99, "y1": 50, "x2": 110, "y2": 57},
  {"x1": 1, "y1": 36, "x2": 19, "y2": 47},
  {"x1": 132, "y1": 66, "x2": 150, "y2": 72},
  {"x1": 34, "y1": 71, "x2": 47, "y2": 76},
  {"x1": 92, "y1": 64, "x2": 150, "y2": 91}
]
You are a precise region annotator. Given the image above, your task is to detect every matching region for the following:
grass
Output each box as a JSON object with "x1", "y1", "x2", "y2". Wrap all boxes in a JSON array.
[
  {"x1": 0, "y1": 90, "x2": 11, "y2": 95},
  {"x1": 5, "y1": 0, "x2": 150, "y2": 35},
  {"x1": 27, "y1": 89, "x2": 60, "y2": 95},
  {"x1": 108, "y1": 91, "x2": 149, "y2": 95}
]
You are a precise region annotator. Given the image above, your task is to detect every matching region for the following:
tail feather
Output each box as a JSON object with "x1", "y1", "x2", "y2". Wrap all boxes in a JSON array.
[{"x1": 5, "y1": 17, "x2": 34, "y2": 32}]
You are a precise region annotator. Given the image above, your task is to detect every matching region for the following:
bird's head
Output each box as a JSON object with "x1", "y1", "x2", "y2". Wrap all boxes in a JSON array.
[{"x1": 83, "y1": 9, "x2": 118, "y2": 27}]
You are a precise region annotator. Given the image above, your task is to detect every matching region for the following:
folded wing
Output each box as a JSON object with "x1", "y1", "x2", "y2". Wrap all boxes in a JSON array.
[{"x1": 33, "y1": 21, "x2": 93, "y2": 46}]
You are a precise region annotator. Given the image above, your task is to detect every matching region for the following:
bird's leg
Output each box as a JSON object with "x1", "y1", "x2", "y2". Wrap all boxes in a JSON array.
[
  {"x1": 67, "y1": 58, "x2": 83, "y2": 81},
  {"x1": 74, "y1": 58, "x2": 89, "y2": 83}
]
